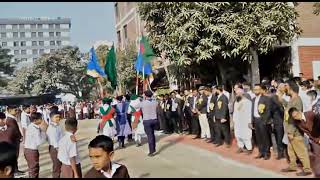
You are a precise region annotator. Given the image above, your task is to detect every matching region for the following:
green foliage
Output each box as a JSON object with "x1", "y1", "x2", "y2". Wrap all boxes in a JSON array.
[
  {"x1": 96, "y1": 45, "x2": 110, "y2": 67},
  {"x1": 138, "y1": 2, "x2": 301, "y2": 65},
  {"x1": 0, "y1": 46, "x2": 14, "y2": 75}
]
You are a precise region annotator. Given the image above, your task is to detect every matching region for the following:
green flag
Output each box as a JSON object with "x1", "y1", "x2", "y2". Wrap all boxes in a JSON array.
[
  {"x1": 105, "y1": 44, "x2": 117, "y2": 89},
  {"x1": 141, "y1": 36, "x2": 155, "y2": 64}
]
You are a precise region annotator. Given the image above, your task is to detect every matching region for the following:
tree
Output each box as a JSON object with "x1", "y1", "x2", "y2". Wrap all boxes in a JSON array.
[
  {"x1": 0, "y1": 46, "x2": 14, "y2": 75},
  {"x1": 96, "y1": 44, "x2": 110, "y2": 68},
  {"x1": 138, "y1": 2, "x2": 301, "y2": 85},
  {"x1": 7, "y1": 46, "x2": 93, "y2": 99}
]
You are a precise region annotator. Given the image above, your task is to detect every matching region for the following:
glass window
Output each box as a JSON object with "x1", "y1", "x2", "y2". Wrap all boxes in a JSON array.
[
  {"x1": 13, "y1": 32, "x2": 18, "y2": 38},
  {"x1": 39, "y1": 49, "x2": 44, "y2": 54},
  {"x1": 14, "y1": 58, "x2": 19, "y2": 63},
  {"x1": 38, "y1": 32, "x2": 43, "y2": 37},
  {"x1": 13, "y1": 41, "x2": 19, "y2": 47},
  {"x1": 49, "y1": 32, "x2": 54, "y2": 37},
  {"x1": 32, "y1": 41, "x2": 37, "y2": 46},
  {"x1": 0, "y1": 24, "x2": 5, "y2": 29},
  {"x1": 33, "y1": 58, "x2": 37, "y2": 62},
  {"x1": 37, "y1": 24, "x2": 43, "y2": 29},
  {"x1": 31, "y1": 24, "x2": 36, "y2": 29},
  {"x1": 117, "y1": 31, "x2": 121, "y2": 45},
  {"x1": 20, "y1": 41, "x2": 26, "y2": 46},
  {"x1": 20, "y1": 32, "x2": 25, "y2": 38},
  {"x1": 39, "y1": 41, "x2": 44, "y2": 46},
  {"x1": 50, "y1": 49, "x2": 55, "y2": 53},
  {"x1": 1, "y1": 42, "x2": 7, "y2": 47},
  {"x1": 57, "y1": 41, "x2": 61, "y2": 46},
  {"x1": 55, "y1": 24, "x2": 60, "y2": 29},
  {"x1": 49, "y1": 24, "x2": 54, "y2": 29},
  {"x1": 14, "y1": 50, "x2": 19, "y2": 55},
  {"x1": 50, "y1": 41, "x2": 55, "y2": 46},
  {"x1": 12, "y1": 24, "x2": 18, "y2": 29},
  {"x1": 19, "y1": 24, "x2": 24, "y2": 29},
  {"x1": 31, "y1": 32, "x2": 37, "y2": 37},
  {"x1": 21, "y1": 50, "x2": 26, "y2": 55},
  {"x1": 123, "y1": 25, "x2": 128, "y2": 39},
  {"x1": 0, "y1": 33, "x2": 6, "y2": 38},
  {"x1": 32, "y1": 49, "x2": 38, "y2": 55},
  {"x1": 21, "y1": 58, "x2": 27, "y2": 61},
  {"x1": 56, "y1": 32, "x2": 61, "y2": 37}
]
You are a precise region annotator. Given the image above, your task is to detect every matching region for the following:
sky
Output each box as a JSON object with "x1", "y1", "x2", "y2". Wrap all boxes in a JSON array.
[{"x1": 0, "y1": 2, "x2": 116, "y2": 53}]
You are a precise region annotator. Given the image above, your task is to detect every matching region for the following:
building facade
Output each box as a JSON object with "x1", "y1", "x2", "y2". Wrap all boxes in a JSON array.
[{"x1": 0, "y1": 17, "x2": 71, "y2": 68}]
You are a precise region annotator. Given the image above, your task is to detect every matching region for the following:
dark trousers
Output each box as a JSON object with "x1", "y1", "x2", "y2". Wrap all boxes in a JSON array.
[
  {"x1": 254, "y1": 118, "x2": 271, "y2": 156},
  {"x1": 118, "y1": 136, "x2": 125, "y2": 147},
  {"x1": 207, "y1": 114, "x2": 216, "y2": 142},
  {"x1": 14, "y1": 142, "x2": 20, "y2": 172},
  {"x1": 184, "y1": 109, "x2": 192, "y2": 133},
  {"x1": 49, "y1": 145, "x2": 62, "y2": 178},
  {"x1": 61, "y1": 163, "x2": 82, "y2": 178},
  {"x1": 164, "y1": 111, "x2": 171, "y2": 133},
  {"x1": 24, "y1": 148, "x2": 39, "y2": 178},
  {"x1": 214, "y1": 118, "x2": 231, "y2": 145},
  {"x1": 273, "y1": 123, "x2": 285, "y2": 155},
  {"x1": 191, "y1": 114, "x2": 201, "y2": 136},
  {"x1": 143, "y1": 119, "x2": 157, "y2": 154},
  {"x1": 170, "y1": 111, "x2": 179, "y2": 133},
  {"x1": 309, "y1": 141, "x2": 320, "y2": 177}
]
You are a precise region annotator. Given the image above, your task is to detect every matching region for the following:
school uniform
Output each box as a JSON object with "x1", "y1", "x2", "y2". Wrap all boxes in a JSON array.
[
  {"x1": 24, "y1": 123, "x2": 47, "y2": 178},
  {"x1": 164, "y1": 99, "x2": 172, "y2": 133},
  {"x1": 6, "y1": 114, "x2": 22, "y2": 172},
  {"x1": 0, "y1": 125, "x2": 20, "y2": 145},
  {"x1": 207, "y1": 94, "x2": 217, "y2": 142},
  {"x1": 84, "y1": 162, "x2": 130, "y2": 178},
  {"x1": 128, "y1": 99, "x2": 145, "y2": 144},
  {"x1": 197, "y1": 94, "x2": 210, "y2": 139},
  {"x1": 46, "y1": 122, "x2": 64, "y2": 178},
  {"x1": 20, "y1": 111, "x2": 30, "y2": 131},
  {"x1": 214, "y1": 94, "x2": 231, "y2": 145},
  {"x1": 190, "y1": 95, "x2": 201, "y2": 137},
  {"x1": 58, "y1": 131, "x2": 82, "y2": 178},
  {"x1": 184, "y1": 95, "x2": 193, "y2": 134}
]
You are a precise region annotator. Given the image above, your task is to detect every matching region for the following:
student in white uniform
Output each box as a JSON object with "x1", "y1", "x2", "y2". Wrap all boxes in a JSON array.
[
  {"x1": 23, "y1": 112, "x2": 48, "y2": 178},
  {"x1": 46, "y1": 110, "x2": 63, "y2": 178},
  {"x1": 20, "y1": 105, "x2": 31, "y2": 143},
  {"x1": 58, "y1": 118, "x2": 82, "y2": 178}
]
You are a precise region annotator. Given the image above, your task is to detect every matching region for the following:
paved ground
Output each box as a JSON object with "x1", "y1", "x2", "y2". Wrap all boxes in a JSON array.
[{"x1": 17, "y1": 119, "x2": 306, "y2": 178}]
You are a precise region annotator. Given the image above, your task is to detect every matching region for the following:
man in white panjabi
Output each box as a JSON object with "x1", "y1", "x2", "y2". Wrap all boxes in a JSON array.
[{"x1": 233, "y1": 88, "x2": 253, "y2": 154}]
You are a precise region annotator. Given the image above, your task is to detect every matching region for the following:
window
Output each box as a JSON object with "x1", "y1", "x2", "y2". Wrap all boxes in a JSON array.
[
  {"x1": 14, "y1": 58, "x2": 19, "y2": 63},
  {"x1": 31, "y1": 32, "x2": 36, "y2": 37},
  {"x1": 32, "y1": 41, "x2": 37, "y2": 46},
  {"x1": 14, "y1": 50, "x2": 19, "y2": 55},
  {"x1": 0, "y1": 24, "x2": 5, "y2": 29},
  {"x1": 19, "y1": 24, "x2": 24, "y2": 29},
  {"x1": 115, "y1": 3, "x2": 119, "y2": 18},
  {"x1": 39, "y1": 41, "x2": 44, "y2": 46},
  {"x1": 12, "y1": 24, "x2": 18, "y2": 29},
  {"x1": 50, "y1": 41, "x2": 55, "y2": 46},
  {"x1": 33, "y1": 58, "x2": 37, "y2": 62},
  {"x1": 39, "y1": 49, "x2": 44, "y2": 54},
  {"x1": 20, "y1": 41, "x2": 26, "y2": 46},
  {"x1": 55, "y1": 24, "x2": 60, "y2": 29},
  {"x1": 56, "y1": 32, "x2": 61, "y2": 37},
  {"x1": 31, "y1": 24, "x2": 36, "y2": 29},
  {"x1": 21, "y1": 50, "x2": 26, "y2": 55},
  {"x1": 13, "y1": 32, "x2": 18, "y2": 38},
  {"x1": 50, "y1": 49, "x2": 55, "y2": 53},
  {"x1": 38, "y1": 32, "x2": 43, "y2": 37},
  {"x1": 1, "y1": 42, "x2": 7, "y2": 47},
  {"x1": 49, "y1": 24, "x2": 54, "y2": 29},
  {"x1": 49, "y1": 32, "x2": 54, "y2": 37},
  {"x1": 56, "y1": 41, "x2": 61, "y2": 46},
  {"x1": 32, "y1": 49, "x2": 38, "y2": 55},
  {"x1": 20, "y1": 32, "x2": 25, "y2": 38},
  {"x1": 123, "y1": 25, "x2": 128, "y2": 40},
  {"x1": 0, "y1": 33, "x2": 6, "y2": 38},
  {"x1": 13, "y1": 41, "x2": 19, "y2": 47},
  {"x1": 21, "y1": 58, "x2": 27, "y2": 61},
  {"x1": 117, "y1": 31, "x2": 121, "y2": 45},
  {"x1": 37, "y1": 24, "x2": 42, "y2": 29}
]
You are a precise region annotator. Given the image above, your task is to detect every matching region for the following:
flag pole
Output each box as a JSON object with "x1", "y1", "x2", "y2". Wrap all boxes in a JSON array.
[
  {"x1": 142, "y1": 63, "x2": 145, "y2": 92},
  {"x1": 97, "y1": 77, "x2": 104, "y2": 98},
  {"x1": 135, "y1": 71, "x2": 139, "y2": 95}
]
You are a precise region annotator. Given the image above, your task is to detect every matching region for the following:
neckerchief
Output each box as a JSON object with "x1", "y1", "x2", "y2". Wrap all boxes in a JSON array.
[{"x1": 99, "y1": 106, "x2": 115, "y2": 129}]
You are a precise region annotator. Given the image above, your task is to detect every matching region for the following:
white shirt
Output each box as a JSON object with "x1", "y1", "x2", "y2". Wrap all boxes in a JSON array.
[
  {"x1": 299, "y1": 89, "x2": 311, "y2": 112},
  {"x1": 223, "y1": 90, "x2": 230, "y2": 100},
  {"x1": 0, "y1": 125, "x2": 8, "y2": 131},
  {"x1": 46, "y1": 122, "x2": 64, "y2": 148},
  {"x1": 24, "y1": 123, "x2": 47, "y2": 150},
  {"x1": 6, "y1": 113, "x2": 17, "y2": 121},
  {"x1": 58, "y1": 131, "x2": 80, "y2": 165},
  {"x1": 207, "y1": 95, "x2": 212, "y2": 113},
  {"x1": 100, "y1": 162, "x2": 122, "y2": 178},
  {"x1": 254, "y1": 95, "x2": 261, "y2": 118},
  {"x1": 21, "y1": 111, "x2": 30, "y2": 129},
  {"x1": 171, "y1": 98, "x2": 178, "y2": 112},
  {"x1": 192, "y1": 96, "x2": 197, "y2": 109}
]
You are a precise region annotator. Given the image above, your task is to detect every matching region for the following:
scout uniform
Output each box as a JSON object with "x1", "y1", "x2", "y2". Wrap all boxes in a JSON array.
[
  {"x1": 128, "y1": 95, "x2": 145, "y2": 145},
  {"x1": 99, "y1": 98, "x2": 117, "y2": 140}
]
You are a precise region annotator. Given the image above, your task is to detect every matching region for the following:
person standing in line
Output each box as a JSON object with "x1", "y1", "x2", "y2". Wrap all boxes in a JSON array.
[
  {"x1": 5, "y1": 105, "x2": 24, "y2": 176},
  {"x1": 98, "y1": 98, "x2": 117, "y2": 140},
  {"x1": 214, "y1": 85, "x2": 231, "y2": 148},
  {"x1": 163, "y1": 94, "x2": 172, "y2": 134},
  {"x1": 58, "y1": 118, "x2": 82, "y2": 178},
  {"x1": 115, "y1": 96, "x2": 131, "y2": 149},
  {"x1": 205, "y1": 86, "x2": 217, "y2": 143},
  {"x1": 24, "y1": 112, "x2": 48, "y2": 178},
  {"x1": 251, "y1": 84, "x2": 272, "y2": 160},
  {"x1": 183, "y1": 90, "x2": 193, "y2": 134},
  {"x1": 197, "y1": 86, "x2": 210, "y2": 140},
  {"x1": 128, "y1": 95, "x2": 145, "y2": 147},
  {"x1": 140, "y1": 90, "x2": 159, "y2": 157},
  {"x1": 46, "y1": 110, "x2": 64, "y2": 178},
  {"x1": 156, "y1": 94, "x2": 166, "y2": 132},
  {"x1": 20, "y1": 105, "x2": 31, "y2": 143},
  {"x1": 232, "y1": 87, "x2": 253, "y2": 154},
  {"x1": 281, "y1": 81, "x2": 312, "y2": 176},
  {"x1": 190, "y1": 89, "x2": 201, "y2": 139},
  {"x1": 169, "y1": 91, "x2": 180, "y2": 134}
]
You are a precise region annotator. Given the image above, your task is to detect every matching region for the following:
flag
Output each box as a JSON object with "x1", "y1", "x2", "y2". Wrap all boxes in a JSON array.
[
  {"x1": 134, "y1": 36, "x2": 155, "y2": 76},
  {"x1": 105, "y1": 44, "x2": 117, "y2": 89},
  {"x1": 87, "y1": 47, "x2": 106, "y2": 78}
]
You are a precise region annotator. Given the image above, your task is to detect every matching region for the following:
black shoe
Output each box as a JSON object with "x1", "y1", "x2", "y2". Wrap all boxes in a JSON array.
[
  {"x1": 236, "y1": 148, "x2": 244, "y2": 153},
  {"x1": 296, "y1": 171, "x2": 312, "y2": 176},
  {"x1": 192, "y1": 136, "x2": 201, "y2": 139},
  {"x1": 276, "y1": 152, "x2": 285, "y2": 160},
  {"x1": 245, "y1": 150, "x2": 253, "y2": 155},
  {"x1": 263, "y1": 154, "x2": 271, "y2": 160},
  {"x1": 255, "y1": 154, "x2": 264, "y2": 159},
  {"x1": 281, "y1": 167, "x2": 297, "y2": 172},
  {"x1": 148, "y1": 152, "x2": 156, "y2": 157},
  {"x1": 136, "y1": 143, "x2": 142, "y2": 147},
  {"x1": 215, "y1": 143, "x2": 223, "y2": 147}
]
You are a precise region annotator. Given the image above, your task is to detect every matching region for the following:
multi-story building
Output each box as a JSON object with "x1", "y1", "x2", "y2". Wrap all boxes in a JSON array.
[{"x1": 0, "y1": 17, "x2": 71, "y2": 68}]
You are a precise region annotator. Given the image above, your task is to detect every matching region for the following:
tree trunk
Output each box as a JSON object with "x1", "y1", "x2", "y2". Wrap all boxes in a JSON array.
[
  {"x1": 216, "y1": 60, "x2": 227, "y2": 85},
  {"x1": 250, "y1": 47, "x2": 260, "y2": 87}
]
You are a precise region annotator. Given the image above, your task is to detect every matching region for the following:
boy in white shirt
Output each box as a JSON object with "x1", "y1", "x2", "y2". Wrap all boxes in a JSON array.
[
  {"x1": 23, "y1": 112, "x2": 48, "y2": 178},
  {"x1": 46, "y1": 110, "x2": 63, "y2": 178},
  {"x1": 20, "y1": 105, "x2": 31, "y2": 143},
  {"x1": 58, "y1": 118, "x2": 82, "y2": 178}
]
